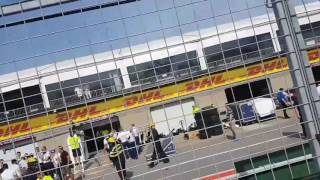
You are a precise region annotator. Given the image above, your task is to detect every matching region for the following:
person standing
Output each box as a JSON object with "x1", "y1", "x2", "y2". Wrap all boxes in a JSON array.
[
  {"x1": 108, "y1": 137, "x2": 127, "y2": 180},
  {"x1": 67, "y1": 130, "x2": 83, "y2": 173},
  {"x1": 116, "y1": 131, "x2": 130, "y2": 159},
  {"x1": 41, "y1": 146, "x2": 54, "y2": 177},
  {"x1": 291, "y1": 91, "x2": 307, "y2": 137},
  {"x1": 16, "y1": 152, "x2": 22, "y2": 162},
  {"x1": 131, "y1": 124, "x2": 142, "y2": 154},
  {"x1": 11, "y1": 159, "x2": 21, "y2": 178},
  {"x1": 225, "y1": 104, "x2": 237, "y2": 140},
  {"x1": 0, "y1": 164, "x2": 17, "y2": 180},
  {"x1": 18, "y1": 156, "x2": 28, "y2": 175},
  {"x1": 148, "y1": 123, "x2": 169, "y2": 168},
  {"x1": 36, "y1": 172, "x2": 54, "y2": 180},
  {"x1": 103, "y1": 135, "x2": 111, "y2": 153},
  {"x1": 277, "y1": 88, "x2": 291, "y2": 119},
  {"x1": 35, "y1": 147, "x2": 43, "y2": 166},
  {"x1": 127, "y1": 131, "x2": 138, "y2": 160},
  {"x1": 0, "y1": 159, "x2": 4, "y2": 175},
  {"x1": 58, "y1": 146, "x2": 72, "y2": 180}
]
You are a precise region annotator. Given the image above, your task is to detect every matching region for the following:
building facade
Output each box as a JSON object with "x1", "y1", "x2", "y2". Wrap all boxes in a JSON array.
[{"x1": 0, "y1": 0, "x2": 320, "y2": 179}]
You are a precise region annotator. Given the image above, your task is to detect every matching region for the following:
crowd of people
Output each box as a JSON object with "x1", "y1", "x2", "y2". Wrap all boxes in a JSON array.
[
  {"x1": 0, "y1": 145, "x2": 74, "y2": 180},
  {"x1": 0, "y1": 123, "x2": 171, "y2": 180}
]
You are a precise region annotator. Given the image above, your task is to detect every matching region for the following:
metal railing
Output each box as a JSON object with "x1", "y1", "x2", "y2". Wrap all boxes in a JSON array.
[
  {"x1": 207, "y1": 47, "x2": 275, "y2": 72},
  {"x1": 305, "y1": 36, "x2": 320, "y2": 47}
]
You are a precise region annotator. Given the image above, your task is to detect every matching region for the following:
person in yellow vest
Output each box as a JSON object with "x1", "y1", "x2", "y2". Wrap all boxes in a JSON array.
[
  {"x1": 26, "y1": 154, "x2": 38, "y2": 167},
  {"x1": 67, "y1": 130, "x2": 83, "y2": 173},
  {"x1": 192, "y1": 105, "x2": 201, "y2": 114},
  {"x1": 192, "y1": 105, "x2": 202, "y2": 122},
  {"x1": 36, "y1": 172, "x2": 54, "y2": 180},
  {"x1": 108, "y1": 137, "x2": 127, "y2": 180}
]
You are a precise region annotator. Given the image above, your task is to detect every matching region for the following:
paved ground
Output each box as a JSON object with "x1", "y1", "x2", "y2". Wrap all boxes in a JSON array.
[{"x1": 77, "y1": 112, "x2": 309, "y2": 180}]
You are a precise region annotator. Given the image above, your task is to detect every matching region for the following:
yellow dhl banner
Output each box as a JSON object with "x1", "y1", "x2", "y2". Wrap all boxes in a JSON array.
[{"x1": 0, "y1": 49, "x2": 319, "y2": 142}]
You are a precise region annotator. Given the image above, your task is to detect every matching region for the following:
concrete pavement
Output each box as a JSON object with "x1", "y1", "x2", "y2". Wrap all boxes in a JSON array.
[{"x1": 80, "y1": 112, "x2": 309, "y2": 180}]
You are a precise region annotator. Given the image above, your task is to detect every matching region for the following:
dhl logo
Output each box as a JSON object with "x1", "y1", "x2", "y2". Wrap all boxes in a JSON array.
[
  {"x1": 308, "y1": 49, "x2": 320, "y2": 61},
  {"x1": 125, "y1": 90, "x2": 164, "y2": 106},
  {"x1": 0, "y1": 106, "x2": 102, "y2": 138},
  {"x1": 185, "y1": 58, "x2": 287, "y2": 92},
  {"x1": 246, "y1": 58, "x2": 288, "y2": 76},
  {"x1": 55, "y1": 106, "x2": 101, "y2": 124},
  {"x1": 0, "y1": 122, "x2": 31, "y2": 137}
]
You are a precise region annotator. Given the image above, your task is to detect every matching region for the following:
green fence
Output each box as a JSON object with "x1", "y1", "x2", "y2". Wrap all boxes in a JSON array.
[{"x1": 235, "y1": 143, "x2": 319, "y2": 180}]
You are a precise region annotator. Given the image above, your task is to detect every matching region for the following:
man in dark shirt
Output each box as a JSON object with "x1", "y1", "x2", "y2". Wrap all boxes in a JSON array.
[
  {"x1": 148, "y1": 123, "x2": 169, "y2": 168},
  {"x1": 226, "y1": 104, "x2": 237, "y2": 140},
  {"x1": 58, "y1": 146, "x2": 71, "y2": 179},
  {"x1": 109, "y1": 137, "x2": 127, "y2": 180}
]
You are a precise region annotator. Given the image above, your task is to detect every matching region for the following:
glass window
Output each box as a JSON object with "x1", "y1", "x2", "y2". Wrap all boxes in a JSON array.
[
  {"x1": 222, "y1": 40, "x2": 239, "y2": 50},
  {"x1": 45, "y1": 68, "x2": 124, "y2": 108},
  {"x1": 3, "y1": 89, "x2": 22, "y2": 102},
  {"x1": 257, "y1": 33, "x2": 274, "y2": 56},
  {"x1": 225, "y1": 79, "x2": 270, "y2": 103},
  {"x1": 100, "y1": 69, "x2": 123, "y2": 93},
  {"x1": 171, "y1": 51, "x2": 200, "y2": 77},
  {"x1": 154, "y1": 58, "x2": 172, "y2": 75},
  {"x1": 205, "y1": 33, "x2": 274, "y2": 69},
  {"x1": 128, "y1": 51, "x2": 200, "y2": 85},
  {"x1": 128, "y1": 61, "x2": 156, "y2": 86}
]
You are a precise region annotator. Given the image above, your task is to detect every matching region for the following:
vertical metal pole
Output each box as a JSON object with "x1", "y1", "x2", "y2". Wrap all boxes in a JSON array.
[{"x1": 271, "y1": 0, "x2": 320, "y2": 168}]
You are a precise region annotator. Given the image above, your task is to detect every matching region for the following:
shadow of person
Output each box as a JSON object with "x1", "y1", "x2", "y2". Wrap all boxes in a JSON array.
[
  {"x1": 127, "y1": 171, "x2": 134, "y2": 178},
  {"x1": 282, "y1": 131, "x2": 304, "y2": 139}
]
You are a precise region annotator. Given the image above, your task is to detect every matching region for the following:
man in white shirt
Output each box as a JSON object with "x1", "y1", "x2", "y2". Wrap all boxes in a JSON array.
[
  {"x1": 11, "y1": 159, "x2": 21, "y2": 178},
  {"x1": 116, "y1": 131, "x2": 131, "y2": 159},
  {"x1": 18, "y1": 157, "x2": 28, "y2": 175},
  {"x1": 35, "y1": 146, "x2": 43, "y2": 164},
  {"x1": 83, "y1": 84, "x2": 92, "y2": 99},
  {"x1": 75, "y1": 87, "x2": 83, "y2": 98},
  {"x1": 16, "y1": 152, "x2": 22, "y2": 162},
  {"x1": 41, "y1": 146, "x2": 54, "y2": 177},
  {"x1": 131, "y1": 124, "x2": 142, "y2": 154},
  {"x1": 0, "y1": 164, "x2": 17, "y2": 180},
  {"x1": 117, "y1": 130, "x2": 138, "y2": 159},
  {"x1": 41, "y1": 146, "x2": 51, "y2": 164},
  {"x1": 116, "y1": 131, "x2": 129, "y2": 144}
]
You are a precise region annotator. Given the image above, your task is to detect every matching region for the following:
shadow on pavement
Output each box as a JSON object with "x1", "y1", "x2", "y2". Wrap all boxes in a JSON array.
[{"x1": 282, "y1": 131, "x2": 302, "y2": 139}]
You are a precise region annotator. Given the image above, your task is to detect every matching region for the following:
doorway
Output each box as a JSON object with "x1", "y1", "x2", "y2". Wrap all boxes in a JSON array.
[
  {"x1": 81, "y1": 116, "x2": 120, "y2": 155},
  {"x1": 225, "y1": 79, "x2": 271, "y2": 103},
  {"x1": 150, "y1": 98, "x2": 195, "y2": 136}
]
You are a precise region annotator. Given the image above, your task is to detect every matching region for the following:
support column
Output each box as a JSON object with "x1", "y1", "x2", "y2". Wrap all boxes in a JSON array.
[{"x1": 271, "y1": 0, "x2": 320, "y2": 168}]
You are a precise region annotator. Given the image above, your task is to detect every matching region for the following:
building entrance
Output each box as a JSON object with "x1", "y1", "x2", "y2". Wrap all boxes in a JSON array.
[{"x1": 79, "y1": 116, "x2": 120, "y2": 156}]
